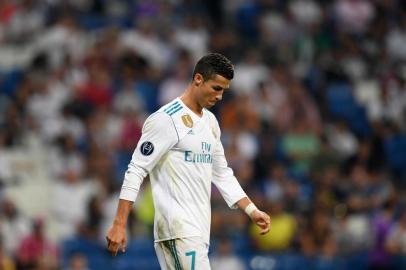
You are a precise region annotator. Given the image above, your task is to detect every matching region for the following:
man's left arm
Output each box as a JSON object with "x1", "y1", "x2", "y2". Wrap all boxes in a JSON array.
[
  {"x1": 211, "y1": 133, "x2": 270, "y2": 235},
  {"x1": 236, "y1": 197, "x2": 271, "y2": 235}
]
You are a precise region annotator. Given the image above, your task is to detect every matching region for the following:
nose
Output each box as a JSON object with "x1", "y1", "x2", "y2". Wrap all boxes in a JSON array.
[{"x1": 215, "y1": 92, "x2": 223, "y2": 101}]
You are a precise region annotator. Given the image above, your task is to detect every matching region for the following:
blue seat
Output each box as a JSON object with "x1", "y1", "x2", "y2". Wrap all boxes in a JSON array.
[
  {"x1": 275, "y1": 254, "x2": 313, "y2": 270},
  {"x1": 344, "y1": 253, "x2": 369, "y2": 270},
  {"x1": 347, "y1": 105, "x2": 371, "y2": 137},
  {"x1": 114, "y1": 151, "x2": 133, "y2": 184},
  {"x1": 385, "y1": 135, "x2": 406, "y2": 174},
  {"x1": 392, "y1": 255, "x2": 406, "y2": 269},
  {"x1": 326, "y1": 84, "x2": 371, "y2": 137},
  {"x1": 246, "y1": 253, "x2": 370, "y2": 270},
  {"x1": 326, "y1": 83, "x2": 356, "y2": 119},
  {"x1": 0, "y1": 69, "x2": 23, "y2": 96},
  {"x1": 314, "y1": 256, "x2": 345, "y2": 270},
  {"x1": 115, "y1": 254, "x2": 160, "y2": 270},
  {"x1": 126, "y1": 237, "x2": 156, "y2": 256},
  {"x1": 62, "y1": 237, "x2": 111, "y2": 269}
]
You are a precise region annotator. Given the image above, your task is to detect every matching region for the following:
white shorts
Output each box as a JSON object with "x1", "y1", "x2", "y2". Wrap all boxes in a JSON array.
[{"x1": 154, "y1": 237, "x2": 211, "y2": 270}]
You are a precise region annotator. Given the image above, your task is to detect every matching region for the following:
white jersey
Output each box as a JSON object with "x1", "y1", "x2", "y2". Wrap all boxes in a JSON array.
[{"x1": 119, "y1": 97, "x2": 247, "y2": 244}]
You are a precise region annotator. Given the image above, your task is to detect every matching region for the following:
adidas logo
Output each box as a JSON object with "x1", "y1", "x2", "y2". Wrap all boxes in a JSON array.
[{"x1": 188, "y1": 130, "x2": 194, "y2": 135}]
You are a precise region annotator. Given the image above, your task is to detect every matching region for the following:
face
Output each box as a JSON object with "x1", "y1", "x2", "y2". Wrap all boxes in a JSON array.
[{"x1": 194, "y1": 73, "x2": 230, "y2": 108}]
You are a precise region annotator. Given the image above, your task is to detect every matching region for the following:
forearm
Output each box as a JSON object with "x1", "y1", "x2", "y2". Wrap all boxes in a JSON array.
[
  {"x1": 212, "y1": 139, "x2": 248, "y2": 209},
  {"x1": 236, "y1": 196, "x2": 259, "y2": 217},
  {"x1": 237, "y1": 197, "x2": 271, "y2": 235},
  {"x1": 236, "y1": 197, "x2": 251, "y2": 211},
  {"x1": 113, "y1": 199, "x2": 134, "y2": 227},
  {"x1": 120, "y1": 162, "x2": 148, "y2": 201}
]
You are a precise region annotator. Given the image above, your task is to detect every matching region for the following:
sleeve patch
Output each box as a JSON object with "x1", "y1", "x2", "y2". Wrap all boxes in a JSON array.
[{"x1": 140, "y1": 141, "x2": 154, "y2": 156}]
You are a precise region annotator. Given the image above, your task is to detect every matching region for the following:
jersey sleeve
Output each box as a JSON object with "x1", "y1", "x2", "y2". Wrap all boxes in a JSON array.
[
  {"x1": 119, "y1": 112, "x2": 178, "y2": 202},
  {"x1": 211, "y1": 121, "x2": 247, "y2": 209}
]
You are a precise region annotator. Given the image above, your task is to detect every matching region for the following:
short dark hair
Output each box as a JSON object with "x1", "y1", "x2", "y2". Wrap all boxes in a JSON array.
[{"x1": 192, "y1": 53, "x2": 234, "y2": 81}]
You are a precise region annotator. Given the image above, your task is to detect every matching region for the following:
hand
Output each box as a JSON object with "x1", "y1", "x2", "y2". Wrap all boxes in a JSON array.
[
  {"x1": 250, "y1": 209, "x2": 271, "y2": 235},
  {"x1": 106, "y1": 223, "x2": 127, "y2": 256}
]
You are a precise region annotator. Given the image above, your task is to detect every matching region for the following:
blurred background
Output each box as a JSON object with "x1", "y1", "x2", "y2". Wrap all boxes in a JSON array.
[{"x1": 0, "y1": 0, "x2": 406, "y2": 269}]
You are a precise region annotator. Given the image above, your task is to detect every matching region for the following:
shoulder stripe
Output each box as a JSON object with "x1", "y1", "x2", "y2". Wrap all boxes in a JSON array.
[
  {"x1": 165, "y1": 104, "x2": 182, "y2": 115},
  {"x1": 165, "y1": 103, "x2": 182, "y2": 113},
  {"x1": 168, "y1": 105, "x2": 183, "y2": 116},
  {"x1": 165, "y1": 103, "x2": 182, "y2": 114},
  {"x1": 164, "y1": 101, "x2": 180, "y2": 113},
  {"x1": 165, "y1": 103, "x2": 182, "y2": 115}
]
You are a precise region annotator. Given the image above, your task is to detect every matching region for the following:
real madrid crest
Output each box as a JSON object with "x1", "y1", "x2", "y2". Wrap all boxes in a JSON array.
[{"x1": 181, "y1": 114, "x2": 193, "y2": 128}]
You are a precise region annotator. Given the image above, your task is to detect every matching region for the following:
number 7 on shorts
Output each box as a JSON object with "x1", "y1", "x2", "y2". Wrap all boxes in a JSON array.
[{"x1": 185, "y1": 251, "x2": 196, "y2": 270}]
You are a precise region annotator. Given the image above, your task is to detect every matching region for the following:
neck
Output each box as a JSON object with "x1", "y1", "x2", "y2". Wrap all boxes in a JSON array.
[{"x1": 180, "y1": 86, "x2": 203, "y2": 116}]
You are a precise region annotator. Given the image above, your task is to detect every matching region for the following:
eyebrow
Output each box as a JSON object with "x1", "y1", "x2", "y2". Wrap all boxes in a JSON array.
[{"x1": 212, "y1": 85, "x2": 229, "y2": 91}]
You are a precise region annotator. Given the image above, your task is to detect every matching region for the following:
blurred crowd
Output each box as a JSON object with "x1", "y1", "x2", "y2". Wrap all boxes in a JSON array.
[{"x1": 0, "y1": 0, "x2": 406, "y2": 269}]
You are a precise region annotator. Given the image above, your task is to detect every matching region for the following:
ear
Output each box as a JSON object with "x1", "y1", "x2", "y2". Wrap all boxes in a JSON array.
[{"x1": 193, "y1": 73, "x2": 203, "y2": 86}]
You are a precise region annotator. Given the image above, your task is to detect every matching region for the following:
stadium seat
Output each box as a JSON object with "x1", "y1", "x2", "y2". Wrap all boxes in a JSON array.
[
  {"x1": 126, "y1": 237, "x2": 156, "y2": 256},
  {"x1": 384, "y1": 135, "x2": 406, "y2": 176},
  {"x1": 0, "y1": 69, "x2": 23, "y2": 96},
  {"x1": 343, "y1": 253, "x2": 369, "y2": 270},
  {"x1": 347, "y1": 105, "x2": 371, "y2": 138},
  {"x1": 116, "y1": 255, "x2": 160, "y2": 270},
  {"x1": 326, "y1": 83, "x2": 356, "y2": 119},
  {"x1": 326, "y1": 83, "x2": 371, "y2": 137}
]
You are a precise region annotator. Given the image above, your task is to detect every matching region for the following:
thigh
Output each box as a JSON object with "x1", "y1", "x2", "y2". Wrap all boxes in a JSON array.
[
  {"x1": 154, "y1": 242, "x2": 171, "y2": 270},
  {"x1": 155, "y1": 237, "x2": 210, "y2": 270}
]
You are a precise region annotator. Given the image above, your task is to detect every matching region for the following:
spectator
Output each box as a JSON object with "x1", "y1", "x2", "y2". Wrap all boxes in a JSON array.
[
  {"x1": 232, "y1": 50, "x2": 269, "y2": 95},
  {"x1": 16, "y1": 218, "x2": 59, "y2": 270},
  {"x1": 211, "y1": 237, "x2": 246, "y2": 270},
  {"x1": 326, "y1": 120, "x2": 359, "y2": 159},
  {"x1": 50, "y1": 169, "x2": 95, "y2": 241},
  {"x1": 334, "y1": 212, "x2": 372, "y2": 256},
  {"x1": 250, "y1": 201, "x2": 296, "y2": 252},
  {"x1": 334, "y1": 0, "x2": 375, "y2": 34},
  {"x1": 63, "y1": 253, "x2": 90, "y2": 270},
  {"x1": 386, "y1": 210, "x2": 406, "y2": 255},
  {"x1": 369, "y1": 200, "x2": 396, "y2": 270},
  {"x1": 0, "y1": 236, "x2": 15, "y2": 270},
  {"x1": 299, "y1": 209, "x2": 337, "y2": 257},
  {"x1": 281, "y1": 117, "x2": 321, "y2": 175},
  {"x1": 0, "y1": 199, "x2": 30, "y2": 256}
]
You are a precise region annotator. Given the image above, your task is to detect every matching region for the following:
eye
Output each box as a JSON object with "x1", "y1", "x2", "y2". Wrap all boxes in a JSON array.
[{"x1": 212, "y1": 86, "x2": 223, "y2": 91}]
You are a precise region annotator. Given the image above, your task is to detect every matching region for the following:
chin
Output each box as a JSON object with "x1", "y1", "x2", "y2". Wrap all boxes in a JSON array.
[{"x1": 207, "y1": 101, "x2": 217, "y2": 107}]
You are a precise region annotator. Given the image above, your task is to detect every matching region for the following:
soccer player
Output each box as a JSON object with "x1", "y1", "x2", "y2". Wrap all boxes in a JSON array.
[{"x1": 106, "y1": 53, "x2": 271, "y2": 269}]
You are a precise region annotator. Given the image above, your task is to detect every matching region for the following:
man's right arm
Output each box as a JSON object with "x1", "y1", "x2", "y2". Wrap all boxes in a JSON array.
[
  {"x1": 119, "y1": 112, "x2": 179, "y2": 201},
  {"x1": 106, "y1": 112, "x2": 178, "y2": 255},
  {"x1": 106, "y1": 199, "x2": 133, "y2": 256}
]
